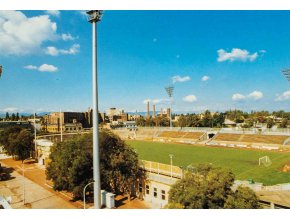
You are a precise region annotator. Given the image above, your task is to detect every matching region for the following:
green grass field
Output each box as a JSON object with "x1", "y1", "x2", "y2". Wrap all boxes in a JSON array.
[{"x1": 127, "y1": 140, "x2": 290, "y2": 185}]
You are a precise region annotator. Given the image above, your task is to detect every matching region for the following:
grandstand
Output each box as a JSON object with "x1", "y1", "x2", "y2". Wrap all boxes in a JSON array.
[
  {"x1": 112, "y1": 127, "x2": 290, "y2": 151},
  {"x1": 209, "y1": 133, "x2": 290, "y2": 150}
]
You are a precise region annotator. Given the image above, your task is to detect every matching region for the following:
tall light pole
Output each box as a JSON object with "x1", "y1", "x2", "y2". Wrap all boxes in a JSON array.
[
  {"x1": 0, "y1": 65, "x2": 2, "y2": 78},
  {"x1": 87, "y1": 10, "x2": 103, "y2": 209},
  {"x1": 165, "y1": 86, "x2": 174, "y2": 129},
  {"x1": 169, "y1": 154, "x2": 174, "y2": 178},
  {"x1": 60, "y1": 109, "x2": 63, "y2": 142},
  {"x1": 34, "y1": 112, "x2": 37, "y2": 160},
  {"x1": 282, "y1": 69, "x2": 290, "y2": 83}
]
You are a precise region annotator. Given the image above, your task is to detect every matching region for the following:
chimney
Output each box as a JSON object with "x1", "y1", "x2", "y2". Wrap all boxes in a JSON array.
[
  {"x1": 147, "y1": 101, "x2": 150, "y2": 118},
  {"x1": 153, "y1": 105, "x2": 156, "y2": 118},
  {"x1": 167, "y1": 108, "x2": 171, "y2": 118}
]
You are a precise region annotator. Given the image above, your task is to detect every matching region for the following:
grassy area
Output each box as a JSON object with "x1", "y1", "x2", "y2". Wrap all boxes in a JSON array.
[{"x1": 127, "y1": 140, "x2": 290, "y2": 185}]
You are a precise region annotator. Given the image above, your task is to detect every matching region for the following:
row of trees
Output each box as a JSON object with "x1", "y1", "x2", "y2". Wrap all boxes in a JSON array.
[
  {"x1": 134, "y1": 109, "x2": 289, "y2": 128},
  {"x1": 0, "y1": 126, "x2": 34, "y2": 162},
  {"x1": 136, "y1": 116, "x2": 170, "y2": 127},
  {"x1": 178, "y1": 110, "x2": 225, "y2": 128},
  {"x1": 1, "y1": 112, "x2": 20, "y2": 121}
]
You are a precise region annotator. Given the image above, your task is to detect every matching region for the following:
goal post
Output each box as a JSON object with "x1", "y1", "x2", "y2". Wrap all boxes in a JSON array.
[{"x1": 259, "y1": 156, "x2": 272, "y2": 167}]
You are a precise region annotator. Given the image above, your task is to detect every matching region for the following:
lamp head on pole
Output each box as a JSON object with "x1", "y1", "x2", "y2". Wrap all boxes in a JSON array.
[
  {"x1": 0, "y1": 65, "x2": 2, "y2": 78},
  {"x1": 281, "y1": 69, "x2": 290, "y2": 82},
  {"x1": 165, "y1": 85, "x2": 174, "y2": 98},
  {"x1": 86, "y1": 10, "x2": 103, "y2": 23}
]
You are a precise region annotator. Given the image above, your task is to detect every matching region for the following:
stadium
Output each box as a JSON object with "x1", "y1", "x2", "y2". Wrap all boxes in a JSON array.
[{"x1": 113, "y1": 127, "x2": 290, "y2": 185}]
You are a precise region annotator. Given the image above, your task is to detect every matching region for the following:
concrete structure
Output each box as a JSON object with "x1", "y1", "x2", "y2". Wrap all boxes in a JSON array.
[
  {"x1": 153, "y1": 105, "x2": 156, "y2": 118},
  {"x1": 35, "y1": 139, "x2": 54, "y2": 166},
  {"x1": 137, "y1": 160, "x2": 182, "y2": 208},
  {"x1": 0, "y1": 195, "x2": 11, "y2": 209},
  {"x1": 106, "y1": 192, "x2": 115, "y2": 209},
  {"x1": 147, "y1": 101, "x2": 150, "y2": 119},
  {"x1": 42, "y1": 108, "x2": 97, "y2": 133},
  {"x1": 106, "y1": 108, "x2": 128, "y2": 124},
  {"x1": 123, "y1": 121, "x2": 137, "y2": 130}
]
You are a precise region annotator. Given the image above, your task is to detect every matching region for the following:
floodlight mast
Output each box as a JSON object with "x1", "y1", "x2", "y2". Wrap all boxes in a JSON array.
[
  {"x1": 87, "y1": 10, "x2": 103, "y2": 209},
  {"x1": 165, "y1": 86, "x2": 174, "y2": 129},
  {"x1": 281, "y1": 69, "x2": 290, "y2": 82}
]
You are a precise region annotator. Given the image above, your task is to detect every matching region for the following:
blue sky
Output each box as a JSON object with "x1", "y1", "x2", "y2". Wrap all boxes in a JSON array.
[{"x1": 0, "y1": 10, "x2": 289, "y2": 114}]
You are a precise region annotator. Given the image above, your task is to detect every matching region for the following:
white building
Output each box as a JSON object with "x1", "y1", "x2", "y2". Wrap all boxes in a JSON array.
[{"x1": 35, "y1": 139, "x2": 54, "y2": 166}]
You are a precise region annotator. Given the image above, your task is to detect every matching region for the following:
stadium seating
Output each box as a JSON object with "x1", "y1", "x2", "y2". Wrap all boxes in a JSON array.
[
  {"x1": 158, "y1": 131, "x2": 204, "y2": 140},
  {"x1": 213, "y1": 133, "x2": 289, "y2": 145}
]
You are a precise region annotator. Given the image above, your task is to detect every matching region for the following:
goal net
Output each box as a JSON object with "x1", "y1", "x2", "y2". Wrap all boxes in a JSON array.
[{"x1": 259, "y1": 156, "x2": 272, "y2": 167}]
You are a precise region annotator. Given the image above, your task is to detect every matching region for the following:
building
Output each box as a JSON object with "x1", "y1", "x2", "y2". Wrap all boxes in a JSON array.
[
  {"x1": 123, "y1": 121, "x2": 137, "y2": 130},
  {"x1": 106, "y1": 108, "x2": 128, "y2": 124},
  {"x1": 136, "y1": 160, "x2": 182, "y2": 208},
  {"x1": 35, "y1": 139, "x2": 54, "y2": 166},
  {"x1": 42, "y1": 108, "x2": 97, "y2": 133},
  {"x1": 223, "y1": 119, "x2": 237, "y2": 127}
]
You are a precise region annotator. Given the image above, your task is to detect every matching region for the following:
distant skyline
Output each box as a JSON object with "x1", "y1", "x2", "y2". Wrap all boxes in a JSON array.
[{"x1": 0, "y1": 10, "x2": 289, "y2": 114}]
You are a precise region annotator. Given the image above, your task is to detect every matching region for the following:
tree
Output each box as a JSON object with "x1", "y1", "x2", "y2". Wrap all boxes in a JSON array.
[
  {"x1": 279, "y1": 118, "x2": 288, "y2": 128},
  {"x1": 5, "y1": 112, "x2": 9, "y2": 120},
  {"x1": 136, "y1": 117, "x2": 146, "y2": 126},
  {"x1": 46, "y1": 130, "x2": 145, "y2": 199},
  {"x1": 266, "y1": 118, "x2": 274, "y2": 128},
  {"x1": 0, "y1": 127, "x2": 33, "y2": 161},
  {"x1": 11, "y1": 113, "x2": 16, "y2": 121},
  {"x1": 16, "y1": 112, "x2": 19, "y2": 121},
  {"x1": 224, "y1": 186, "x2": 260, "y2": 209},
  {"x1": 167, "y1": 164, "x2": 260, "y2": 209}
]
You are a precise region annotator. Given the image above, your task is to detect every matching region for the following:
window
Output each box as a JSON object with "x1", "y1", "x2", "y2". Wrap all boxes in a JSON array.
[
  {"x1": 161, "y1": 190, "x2": 166, "y2": 200},
  {"x1": 146, "y1": 185, "x2": 149, "y2": 195},
  {"x1": 153, "y1": 188, "x2": 157, "y2": 198},
  {"x1": 139, "y1": 183, "x2": 142, "y2": 193}
]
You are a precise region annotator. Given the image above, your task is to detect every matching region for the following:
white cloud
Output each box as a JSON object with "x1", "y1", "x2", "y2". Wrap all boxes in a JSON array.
[
  {"x1": 38, "y1": 64, "x2": 58, "y2": 72},
  {"x1": 61, "y1": 33, "x2": 75, "y2": 41},
  {"x1": 143, "y1": 99, "x2": 151, "y2": 104},
  {"x1": 183, "y1": 95, "x2": 197, "y2": 103},
  {"x1": 232, "y1": 93, "x2": 246, "y2": 101},
  {"x1": 217, "y1": 48, "x2": 258, "y2": 62},
  {"x1": 172, "y1": 75, "x2": 190, "y2": 83},
  {"x1": 275, "y1": 90, "x2": 290, "y2": 101},
  {"x1": 45, "y1": 10, "x2": 60, "y2": 17},
  {"x1": 24, "y1": 65, "x2": 37, "y2": 70},
  {"x1": 248, "y1": 91, "x2": 263, "y2": 100},
  {"x1": 143, "y1": 98, "x2": 171, "y2": 104},
  {"x1": 0, "y1": 11, "x2": 57, "y2": 56},
  {"x1": 152, "y1": 98, "x2": 170, "y2": 104},
  {"x1": 201, "y1": 75, "x2": 210, "y2": 82},
  {"x1": 25, "y1": 64, "x2": 58, "y2": 72},
  {"x1": 0, "y1": 107, "x2": 18, "y2": 112},
  {"x1": 232, "y1": 91, "x2": 263, "y2": 101},
  {"x1": 45, "y1": 44, "x2": 80, "y2": 56}
]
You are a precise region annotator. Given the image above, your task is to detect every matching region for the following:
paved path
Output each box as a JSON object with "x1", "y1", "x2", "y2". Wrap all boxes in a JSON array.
[
  {"x1": 0, "y1": 161, "x2": 76, "y2": 209},
  {"x1": 0, "y1": 157, "x2": 150, "y2": 209}
]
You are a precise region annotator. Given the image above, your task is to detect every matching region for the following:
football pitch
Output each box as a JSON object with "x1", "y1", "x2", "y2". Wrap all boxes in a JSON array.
[{"x1": 127, "y1": 140, "x2": 290, "y2": 185}]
